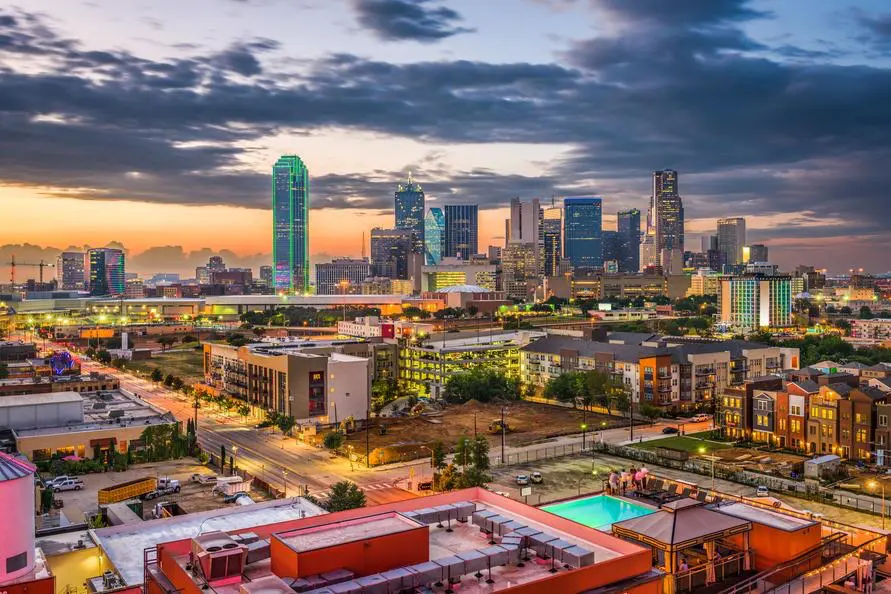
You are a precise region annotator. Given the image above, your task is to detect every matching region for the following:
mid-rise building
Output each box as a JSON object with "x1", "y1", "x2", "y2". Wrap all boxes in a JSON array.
[
  {"x1": 851, "y1": 318, "x2": 891, "y2": 345},
  {"x1": 717, "y1": 273, "x2": 793, "y2": 331},
  {"x1": 204, "y1": 340, "x2": 380, "y2": 422},
  {"x1": 400, "y1": 330, "x2": 544, "y2": 398},
  {"x1": 687, "y1": 269, "x2": 721, "y2": 296},
  {"x1": 501, "y1": 243, "x2": 538, "y2": 301},
  {"x1": 315, "y1": 258, "x2": 372, "y2": 295},
  {"x1": 421, "y1": 258, "x2": 496, "y2": 291},
  {"x1": 617, "y1": 208, "x2": 641, "y2": 273},
  {"x1": 88, "y1": 248, "x2": 125, "y2": 296},
  {"x1": 563, "y1": 196, "x2": 603, "y2": 271},
  {"x1": 124, "y1": 278, "x2": 145, "y2": 299},
  {"x1": 444, "y1": 204, "x2": 479, "y2": 259},
  {"x1": 522, "y1": 334, "x2": 798, "y2": 411},
  {"x1": 370, "y1": 227, "x2": 413, "y2": 279},
  {"x1": 744, "y1": 244, "x2": 769, "y2": 263},
  {"x1": 208, "y1": 256, "x2": 225, "y2": 271},
  {"x1": 423, "y1": 207, "x2": 445, "y2": 265},
  {"x1": 717, "y1": 217, "x2": 747, "y2": 266},
  {"x1": 259, "y1": 265, "x2": 273, "y2": 288},
  {"x1": 541, "y1": 208, "x2": 562, "y2": 277},
  {"x1": 56, "y1": 251, "x2": 86, "y2": 290},
  {"x1": 195, "y1": 266, "x2": 210, "y2": 285},
  {"x1": 394, "y1": 174, "x2": 425, "y2": 254},
  {"x1": 272, "y1": 155, "x2": 310, "y2": 294}
]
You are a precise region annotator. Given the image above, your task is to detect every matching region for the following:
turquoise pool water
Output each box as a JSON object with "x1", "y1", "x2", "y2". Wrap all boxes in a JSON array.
[{"x1": 543, "y1": 495, "x2": 656, "y2": 531}]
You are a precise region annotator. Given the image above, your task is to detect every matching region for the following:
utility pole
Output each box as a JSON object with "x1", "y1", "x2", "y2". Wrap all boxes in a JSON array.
[{"x1": 501, "y1": 406, "x2": 506, "y2": 463}]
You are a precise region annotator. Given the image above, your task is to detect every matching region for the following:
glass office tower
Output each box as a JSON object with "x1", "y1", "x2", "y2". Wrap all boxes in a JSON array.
[
  {"x1": 617, "y1": 208, "x2": 641, "y2": 273},
  {"x1": 444, "y1": 204, "x2": 479, "y2": 260},
  {"x1": 424, "y1": 207, "x2": 445, "y2": 265},
  {"x1": 563, "y1": 197, "x2": 603, "y2": 271},
  {"x1": 395, "y1": 174, "x2": 425, "y2": 254},
  {"x1": 88, "y1": 248, "x2": 125, "y2": 296},
  {"x1": 272, "y1": 155, "x2": 310, "y2": 293}
]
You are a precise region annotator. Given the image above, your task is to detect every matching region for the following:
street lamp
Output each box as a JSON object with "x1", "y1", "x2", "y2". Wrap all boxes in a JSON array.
[
  {"x1": 868, "y1": 480, "x2": 886, "y2": 530},
  {"x1": 231, "y1": 446, "x2": 238, "y2": 475},
  {"x1": 699, "y1": 446, "x2": 715, "y2": 493},
  {"x1": 282, "y1": 469, "x2": 289, "y2": 498}
]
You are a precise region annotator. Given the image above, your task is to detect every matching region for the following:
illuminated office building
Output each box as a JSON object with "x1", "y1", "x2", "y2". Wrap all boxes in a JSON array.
[
  {"x1": 88, "y1": 248, "x2": 125, "y2": 296},
  {"x1": 272, "y1": 155, "x2": 310, "y2": 293},
  {"x1": 424, "y1": 207, "x2": 445, "y2": 265},
  {"x1": 395, "y1": 173, "x2": 425, "y2": 254},
  {"x1": 563, "y1": 197, "x2": 602, "y2": 271},
  {"x1": 444, "y1": 204, "x2": 479, "y2": 259}
]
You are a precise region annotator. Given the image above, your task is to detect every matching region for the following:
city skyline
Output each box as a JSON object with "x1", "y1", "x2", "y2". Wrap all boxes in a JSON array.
[{"x1": 3, "y1": 0, "x2": 891, "y2": 274}]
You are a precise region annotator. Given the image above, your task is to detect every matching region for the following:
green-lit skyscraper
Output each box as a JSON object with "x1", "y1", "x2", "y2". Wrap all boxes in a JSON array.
[{"x1": 272, "y1": 155, "x2": 310, "y2": 293}]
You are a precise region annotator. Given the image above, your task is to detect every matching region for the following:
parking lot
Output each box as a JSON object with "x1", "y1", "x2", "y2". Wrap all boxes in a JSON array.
[{"x1": 43, "y1": 458, "x2": 273, "y2": 522}]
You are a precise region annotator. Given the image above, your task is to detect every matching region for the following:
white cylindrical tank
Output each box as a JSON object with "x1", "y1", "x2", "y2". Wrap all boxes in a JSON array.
[{"x1": 0, "y1": 452, "x2": 36, "y2": 584}]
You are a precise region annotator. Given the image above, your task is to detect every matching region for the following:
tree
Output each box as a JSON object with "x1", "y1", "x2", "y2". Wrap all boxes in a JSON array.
[
  {"x1": 326, "y1": 481, "x2": 366, "y2": 512},
  {"x1": 95, "y1": 349, "x2": 112, "y2": 365},
  {"x1": 614, "y1": 392, "x2": 631, "y2": 417},
  {"x1": 323, "y1": 431, "x2": 345, "y2": 450},
  {"x1": 431, "y1": 441, "x2": 447, "y2": 471},
  {"x1": 227, "y1": 334, "x2": 251, "y2": 347},
  {"x1": 443, "y1": 369, "x2": 521, "y2": 404},
  {"x1": 277, "y1": 415, "x2": 296, "y2": 436},
  {"x1": 164, "y1": 374, "x2": 175, "y2": 387},
  {"x1": 181, "y1": 334, "x2": 197, "y2": 343},
  {"x1": 150, "y1": 368, "x2": 163, "y2": 383},
  {"x1": 401, "y1": 306, "x2": 431, "y2": 319},
  {"x1": 157, "y1": 336, "x2": 176, "y2": 351},
  {"x1": 454, "y1": 437, "x2": 473, "y2": 471},
  {"x1": 639, "y1": 403, "x2": 662, "y2": 422},
  {"x1": 237, "y1": 403, "x2": 251, "y2": 420},
  {"x1": 543, "y1": 372, "x2": 585, "y2": 405},
  {"x1": 860, "y1": 306, "x2": 874, "y2": 320},
  {"x1": 471, "y1": 437, "x2": 490, "y2": 472}
]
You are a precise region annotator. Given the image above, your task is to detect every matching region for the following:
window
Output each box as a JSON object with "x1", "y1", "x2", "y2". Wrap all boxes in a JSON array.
[
  {"x1": 791, "y1": 419, "x2": 801, "y2": 433},
  {"x1": 855, "y1": 413, "x2": 864, "y2": 423},
  {"x1": 881, "y1": 415, "x2": 888, "y2": 427},
  {"x1": 779, "y1": 419, "x2": 787, "y2": 431},
  {"x1": 6, "y1": 552, "x2": 27, "y2": 574},
  {"x1": 810, "y1": 406, "x2": 819, "y2": 417},
  {"x1": 809, "y1": 425, "x2": 816, "y2": 435},
  {"x1": 857, "y1": 429, "x2": 868, "y2": 443}
]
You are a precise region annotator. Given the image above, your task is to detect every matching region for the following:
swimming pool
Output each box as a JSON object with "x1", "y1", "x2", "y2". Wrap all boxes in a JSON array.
[{"x1": 543, "y1": 495, "x2": 656, "y2": 531}]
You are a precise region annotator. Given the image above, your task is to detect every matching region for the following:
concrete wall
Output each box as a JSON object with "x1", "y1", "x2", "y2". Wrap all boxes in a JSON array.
[{"x1": 327, "y1": 356, "x2": 370, "y2": 423}]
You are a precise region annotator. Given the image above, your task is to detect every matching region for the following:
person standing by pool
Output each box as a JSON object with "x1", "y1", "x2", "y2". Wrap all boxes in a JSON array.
[{"x1": 608, "y1": 471, "x2": 619, "y2": 494}]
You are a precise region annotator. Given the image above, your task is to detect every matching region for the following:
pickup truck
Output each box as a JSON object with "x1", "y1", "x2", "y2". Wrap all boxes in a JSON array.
[
  {"x1": 54, "y1": 478, "x2": 84, "y2": 492},
  {"x1": 190, "y1": 473, "x2": 217, "y2": 484},
  {"x1": 142, "y1": 479, "x2": 181, "y2": 500}
]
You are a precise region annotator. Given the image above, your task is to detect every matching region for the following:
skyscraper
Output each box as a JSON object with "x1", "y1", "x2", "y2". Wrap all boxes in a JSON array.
[
  {"x1": 424, "y1": 207, "x2": 445, "y2": 265},
  {"x1": 746, "y1": 244, "x2": 769, "y2": 263},
  {"x1": 717, "y1": 217, "x2": 747, "y2": 266},
  {"x1": 272, "y1": 155, "x2": 310, "y2": 294},
  {"x1": 508, "y1": 197, "x2": 541, "y2": 245},
  {"x1": 602, "y1": 231, "x2": 620, "y2": 265},
  {"x1": 57, "y1": 251, "x2": 86, "y2": 290},
  {"x1": 541, "y1": 208, "x2": 562, "y2": 277},
  {"x1": 395, "y1": 173, "x2": 425, "y2": 254},
  {"x1": 651, "y1": 170, "x2": 684, "y2": 262},
  {"x1": 563, "y1": 197, "x2": 603, "y2": 271},
  {"x1": 444, "y1": 204, "x2": 479, "y2": 259},
  {"x1": 370, "y1": 228, "x2": 413, "y2": 279},
  {"x1": 617, "y1": 209, "x2": 641, "y2": 273},
  {"x1": 88, "y1": 248, "x2": 125, "y2": 296}
]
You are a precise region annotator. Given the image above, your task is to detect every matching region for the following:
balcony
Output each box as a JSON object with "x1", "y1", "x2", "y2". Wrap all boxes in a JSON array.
[
  {"x1": 658, "y1": 371, "x2": 672, "y2": 379},
  {"x1": 695, "y1": 368, "x2": 716, "y2": 376}
]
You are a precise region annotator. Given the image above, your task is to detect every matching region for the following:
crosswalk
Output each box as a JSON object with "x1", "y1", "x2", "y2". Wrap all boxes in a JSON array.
[{"x1": 360, "y1": 482, "x2": 395, "y2": 491}]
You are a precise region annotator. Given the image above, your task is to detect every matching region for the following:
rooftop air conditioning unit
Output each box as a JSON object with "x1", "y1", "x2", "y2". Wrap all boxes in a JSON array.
[{"x1": 191, "y1": 531, "x2": 248, "y2": 587}]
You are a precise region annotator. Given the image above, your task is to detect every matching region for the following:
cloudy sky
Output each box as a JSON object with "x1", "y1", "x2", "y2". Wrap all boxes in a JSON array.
[{"x1": 2, "y1": 0, "x2": 891, "y2": 276}]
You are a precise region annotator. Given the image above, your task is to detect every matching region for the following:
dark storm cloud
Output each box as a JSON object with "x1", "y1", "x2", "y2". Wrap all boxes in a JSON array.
[
  {"x1": 854, "y1": 10, "x2": 891, "y2": 52},
  {"x1": 1, "y1": 0, "x2": 891, "y2": 266},
  {"x1": 352, "y1": 0, "x2": 473, "y2": 43}
]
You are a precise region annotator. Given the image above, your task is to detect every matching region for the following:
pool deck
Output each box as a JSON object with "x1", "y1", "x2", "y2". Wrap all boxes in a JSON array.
[{"x1": 542, "y1": 493, "x2": 660, "y2": 532}]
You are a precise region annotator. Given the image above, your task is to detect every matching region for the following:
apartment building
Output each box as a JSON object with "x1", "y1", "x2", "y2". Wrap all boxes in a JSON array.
[
  {"x1": 202, "y1": 339, "x2": 388, "y2": 423},
  {"x1": 838, "y1": 386, "x2": 888, "y2": 460},
  {"x1": 522, "y1": 334, "x2": 798, "y2": 411}
]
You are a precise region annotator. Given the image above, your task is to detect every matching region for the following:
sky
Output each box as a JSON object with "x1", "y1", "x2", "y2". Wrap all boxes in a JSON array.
[{"x1": 2, "y1": 0, "x2": 891, "y2": 277}]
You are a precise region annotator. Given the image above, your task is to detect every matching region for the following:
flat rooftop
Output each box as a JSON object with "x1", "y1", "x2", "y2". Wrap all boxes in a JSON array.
[
  {"x1": 0, "y1": 391, "x2": 83, "y2": 407},
  {"x1": 715, "y1": 502, "x2": 819, "y2": 531},
  {"x1": 279, "y1": 513, "x2": 422, "y2": 552},
  {"x1": 92, "y1": 497, "x2": 326, "y2": 585}
]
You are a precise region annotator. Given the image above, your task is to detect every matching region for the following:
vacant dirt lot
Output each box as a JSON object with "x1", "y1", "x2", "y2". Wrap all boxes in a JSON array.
[{"x1": 343, "y1": 400, "x2": 624, "y2": 452}]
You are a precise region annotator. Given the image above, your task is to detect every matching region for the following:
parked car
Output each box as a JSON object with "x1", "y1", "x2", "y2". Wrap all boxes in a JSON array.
[
  {"x1": 417, "y1": 481, "x2": 433, "y2": 491},
  {"x1": 515, "y1": 474, "x2": 530, "y2": 486},
  {"x1": 691, "y1": 414, "x2": 710, "y2": 423},
  {"x1": 53, "y1": 478, "x2": 84, "y2": 492},
  {"x1": 755, "y1": 485, "x2": 769, "y2": 497},
  {"x1": 662, "y1": 426, "x2": 680, "y2": 434},
  {"x1": 531, "y1": 472, "x2": 543, "y2": 484},
  {"x1": 47, "y1": 475, "x2": 72, "y2": 487},
  {"x1": 223, "y1": 491, "x2": 251, "y2": 504}
]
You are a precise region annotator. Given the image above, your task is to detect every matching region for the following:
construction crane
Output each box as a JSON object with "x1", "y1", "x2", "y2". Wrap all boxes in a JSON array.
[{"x1": 6, "y1": 255, "x2": 55, "y2": 285}]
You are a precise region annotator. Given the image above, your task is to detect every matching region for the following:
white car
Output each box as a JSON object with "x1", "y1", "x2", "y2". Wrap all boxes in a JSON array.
[
  {"x1": 46, "y1": 475, "x2": 72, "y2": 488},
  {"x1": 515, "y1": 474, "x2": 530, "y2": 486},
  {"x1": 755, "y1": 485, "x2": 769, "y2": 497},
  {"x1": 54, "y1": 478, "x2": 84, "y2": 492},
  {"x1": 691, "y1": 414, "x2": 710, "y2": 423}
]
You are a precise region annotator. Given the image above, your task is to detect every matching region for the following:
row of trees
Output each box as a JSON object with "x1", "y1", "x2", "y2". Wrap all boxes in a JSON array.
[
  {"x1": 777, "y1": 334, "x2": 891, "y2": 367},
  {"x1": 240, "y1": 306, "x2": 382, "y2": 328},
  {"x1": 430, "y1": 437, "x2": 491, "y2": 491},
  {"x1": 442, "y1": 368, "x2": 524, "y2": 404}
]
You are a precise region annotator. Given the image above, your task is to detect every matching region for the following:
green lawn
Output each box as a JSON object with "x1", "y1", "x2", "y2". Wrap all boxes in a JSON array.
[
  {"x1": 126, "y1": 349, "x2": 205, "y2": 382},
  {"x1": 633, "y1": 434, "x2": 732, "y2": 453}
]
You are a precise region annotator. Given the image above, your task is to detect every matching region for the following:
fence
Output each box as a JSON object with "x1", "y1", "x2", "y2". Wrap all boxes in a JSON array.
[
  {"x1": 493, "y1": 441, "x2": 595, "y2": 466},
  {"x1": 595, "y1": 442, "x2": 891, "y2": 521}
]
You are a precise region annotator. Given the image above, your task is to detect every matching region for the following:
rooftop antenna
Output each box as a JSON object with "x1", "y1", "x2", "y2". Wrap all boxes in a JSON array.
[{"x1": 407, "y1": 170, "x2": 413, "y2": 184}]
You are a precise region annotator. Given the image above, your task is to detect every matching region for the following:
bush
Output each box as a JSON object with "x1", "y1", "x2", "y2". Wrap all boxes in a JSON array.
[{"x1": 324, "y1": 431, "x2": 345, "y2": 450}]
